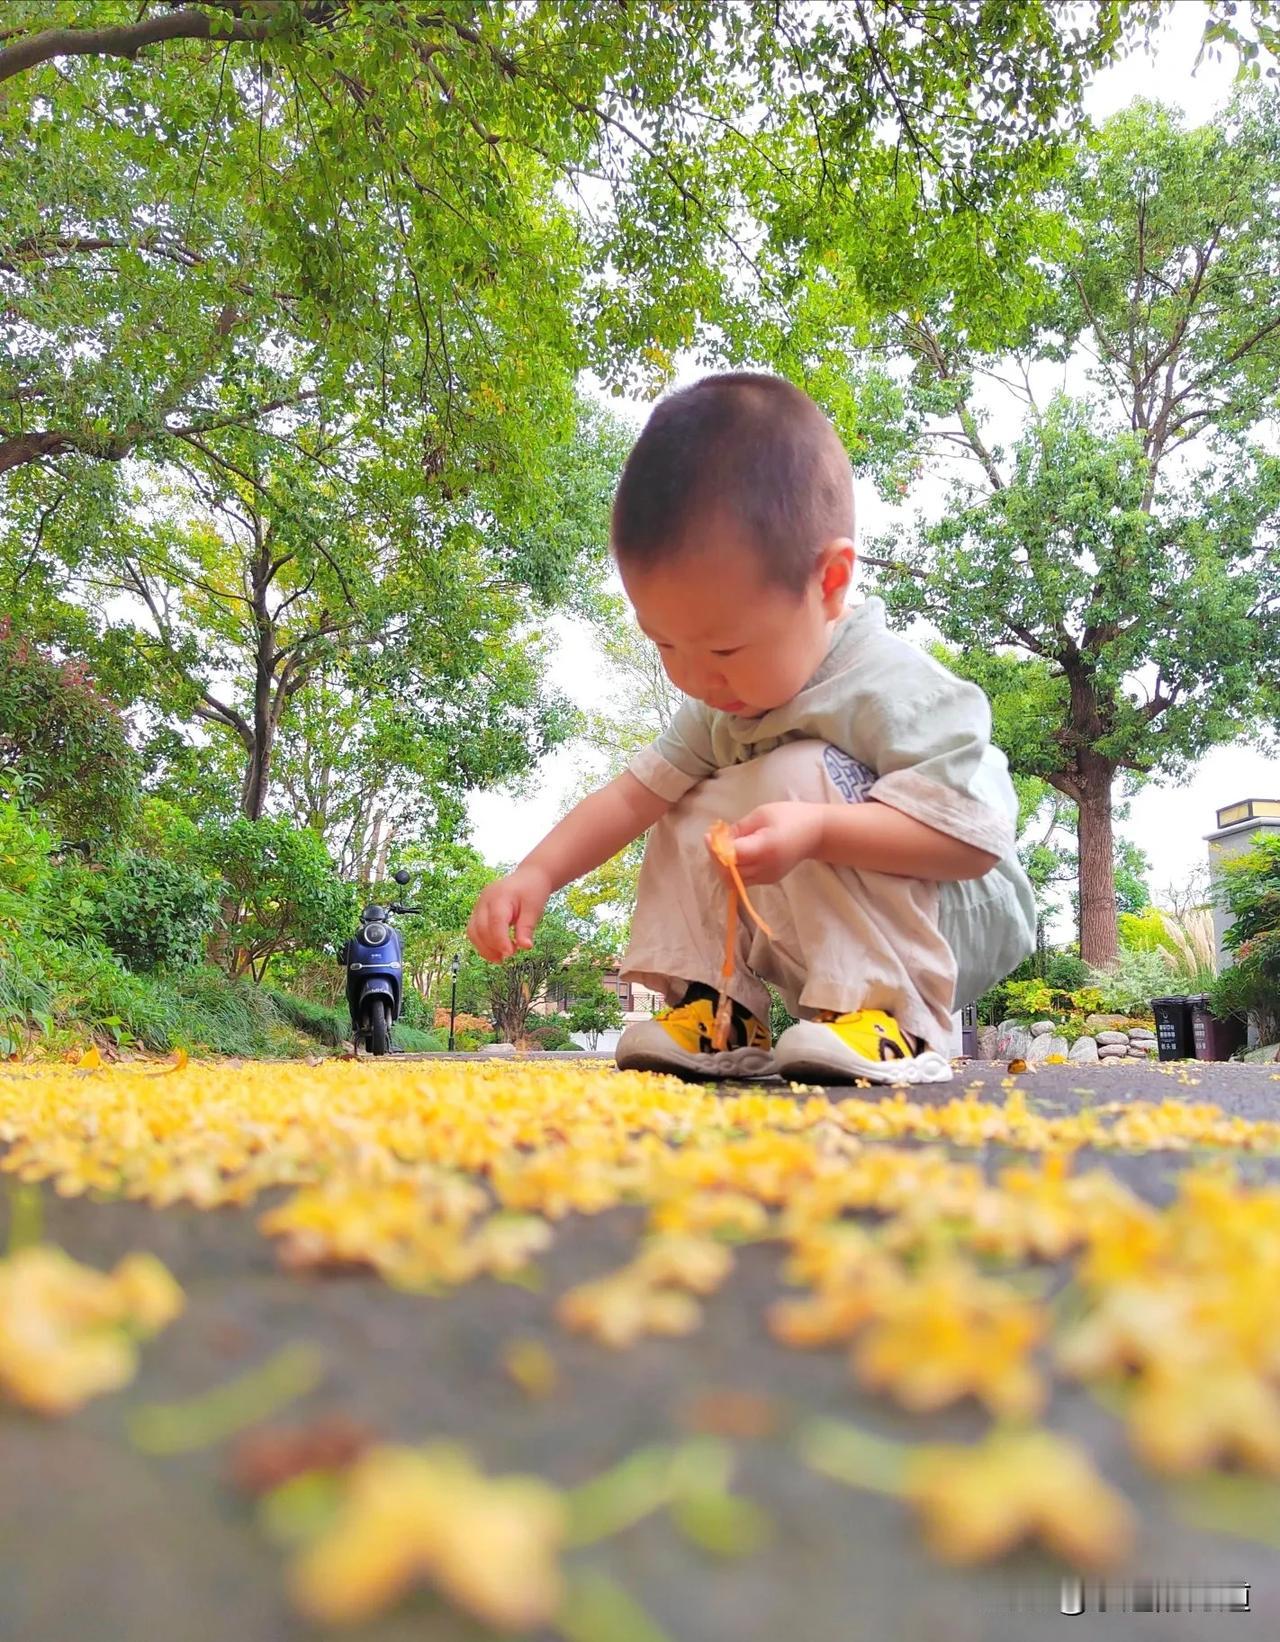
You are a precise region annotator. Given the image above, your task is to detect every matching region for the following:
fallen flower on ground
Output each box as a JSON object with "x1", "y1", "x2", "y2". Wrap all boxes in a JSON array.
[
  {"x1": 851, "y1": 1256, "x2": 1047, "y2": 1418},
  {"x1": 903, "y1": 1424, "x2": 1136, "y2": 1569},
  {"x1": 288, "y1": 1441, "x2": 566, "y2": 1628},
  {"x1": 0, "y1": 1243, "x2": 183, "y2": 1414}
]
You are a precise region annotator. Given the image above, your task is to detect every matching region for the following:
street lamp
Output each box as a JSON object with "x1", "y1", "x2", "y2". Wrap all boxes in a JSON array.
[{"x1": 448, "y1": 952, "x2": 461, "y2": 1052}]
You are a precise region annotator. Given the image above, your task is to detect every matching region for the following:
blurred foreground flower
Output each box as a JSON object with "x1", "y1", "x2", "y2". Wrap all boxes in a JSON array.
[
  {"x1": 287, "y1": 1442, "x2": 565, "y2": 1628},
  {"x1": 0, "y1": 1244, "x2": 183, "y2": 1414},
  {"x1": 904, "y1": 1425, "x2": 1136, "y2": 1569}
]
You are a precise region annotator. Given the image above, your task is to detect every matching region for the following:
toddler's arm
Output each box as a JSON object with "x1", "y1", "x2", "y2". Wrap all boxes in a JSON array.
[
  {"x1": 467, "y1": 772, "x2": 672, "y2": 961},
  {"x1": 731, "y1": 799, "x2": 998, "y2": 887}
]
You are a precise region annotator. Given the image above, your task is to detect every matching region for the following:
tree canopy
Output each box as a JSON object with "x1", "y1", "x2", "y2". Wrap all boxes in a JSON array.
[{"x1": 867, "y1": 96, "x2": 1280, "y2": 964}]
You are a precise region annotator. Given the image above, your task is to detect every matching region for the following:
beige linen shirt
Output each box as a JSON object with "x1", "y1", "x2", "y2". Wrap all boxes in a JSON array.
[
  {"x1": 626, "y1": 596, "x2": 1038, "y2": 1004},
  {"x1": 629, "y1": 596, "x2": 1018, "y2": 860}
]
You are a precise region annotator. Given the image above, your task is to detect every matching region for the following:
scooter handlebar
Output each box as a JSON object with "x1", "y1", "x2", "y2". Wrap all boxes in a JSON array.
[{"x1": 390, "y1": 904, "x2": 422, "y2": 915}]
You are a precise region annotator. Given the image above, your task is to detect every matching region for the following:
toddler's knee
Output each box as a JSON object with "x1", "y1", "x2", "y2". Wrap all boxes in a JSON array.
[{"x1": 745, "y1": 739, "x2": 839, "y2": 804}]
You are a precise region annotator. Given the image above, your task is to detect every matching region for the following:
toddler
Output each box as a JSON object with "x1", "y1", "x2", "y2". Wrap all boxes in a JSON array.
[{"x1": 467, "y1": 373, "x2": 1036, "y2": 1084}]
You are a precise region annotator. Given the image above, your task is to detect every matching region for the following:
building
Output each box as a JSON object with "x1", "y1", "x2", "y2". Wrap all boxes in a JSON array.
[
  {"x1": 1204, "y1": 798, "x2": 1280, "y2": 967},
  {"x1": 534, "y1": 962, "x2": 661, "y2": 1022}
]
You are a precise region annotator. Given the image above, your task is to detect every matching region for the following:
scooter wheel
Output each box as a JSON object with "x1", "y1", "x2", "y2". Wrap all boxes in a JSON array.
[{"x1": 365, "y1": 996, "x2": 391, "y2": 1056}]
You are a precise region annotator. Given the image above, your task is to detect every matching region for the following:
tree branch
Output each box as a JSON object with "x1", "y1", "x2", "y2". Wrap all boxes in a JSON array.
[{"x1": 0, "y1": 7, "x2": 275, "y2": 84}]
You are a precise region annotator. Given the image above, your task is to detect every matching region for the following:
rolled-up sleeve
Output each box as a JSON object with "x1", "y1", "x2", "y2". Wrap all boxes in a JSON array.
[
  {"x1": 861, "y1": 672, "x2": 1017, "y2": 859},
  {"x1": 627, "y1": 699, "x2": 717, "y2": 803}
]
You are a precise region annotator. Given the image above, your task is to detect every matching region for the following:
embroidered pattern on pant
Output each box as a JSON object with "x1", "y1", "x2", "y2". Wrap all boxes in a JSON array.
[{"x1": 822, "y1": 745, "x2": 877, "y2": 804}]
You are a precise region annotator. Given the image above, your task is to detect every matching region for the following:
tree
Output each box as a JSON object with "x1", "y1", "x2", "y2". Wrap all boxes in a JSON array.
[
  {"x1": 204, "y1": 817, "x2": 355, "y2": 981},
  {"x1": 0, "y1": 618, "x2": 137, "y2": 848},
  {"x1": 460, "y1": 894, "x2": 615, "y2": 1044},
  {"x1": 567, "y1": 972, "x2": 625, "y2": 1049},
  {"x1": 0, "y1": 2, "x2": 1190, "y2": 485},
  {"x1": 389, "y1": 842, "x2": 496, "y2": 1013},
  {"x1": 61, "y1": 405, "x2": 610, "y2": 824},
  {"x1": 868, "y1": 98, "x2": 1280, "y2": 963},
  {"x1": 465, "y1": 902, "x2": 579, "y2": 1046}
]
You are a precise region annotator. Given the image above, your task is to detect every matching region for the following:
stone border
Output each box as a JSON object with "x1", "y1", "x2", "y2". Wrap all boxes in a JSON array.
[{"x1": 981, "y1": 1019, "x2": 1158, "y2": 1067}]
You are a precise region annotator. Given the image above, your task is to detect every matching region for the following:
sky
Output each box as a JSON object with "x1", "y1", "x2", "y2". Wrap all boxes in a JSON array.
[{"x1": 467, "y1": 4, "x2": 1280, "y2": 920}]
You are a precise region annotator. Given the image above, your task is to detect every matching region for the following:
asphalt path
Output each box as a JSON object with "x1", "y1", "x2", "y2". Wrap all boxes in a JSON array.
[{"x1": 2, "y1": 1060, "x2": 1279, "y2": 1642}]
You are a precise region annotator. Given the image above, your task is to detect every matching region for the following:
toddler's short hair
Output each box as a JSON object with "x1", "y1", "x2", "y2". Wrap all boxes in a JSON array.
[{"x1": 610, "y1": 371, "x2": 854, "y2": 593}]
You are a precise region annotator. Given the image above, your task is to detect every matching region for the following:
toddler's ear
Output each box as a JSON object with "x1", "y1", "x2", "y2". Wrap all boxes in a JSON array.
[{"x1": 818, "y1": 538, "x2": 855, "y2": 611}]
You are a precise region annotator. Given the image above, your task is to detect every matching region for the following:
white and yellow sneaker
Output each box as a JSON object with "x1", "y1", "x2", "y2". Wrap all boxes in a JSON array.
[
  {"x1": 774, "y1": 1009, "x2": 953, "y2": 1086},
  {"x1": 615, "y1": 987, "x2": 776, "y2": 1080}
]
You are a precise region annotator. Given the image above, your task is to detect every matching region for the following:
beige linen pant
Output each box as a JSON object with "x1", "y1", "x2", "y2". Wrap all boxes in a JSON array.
[{"x1": 620, "y1": 741, "x2": 964, "y2": 1053}]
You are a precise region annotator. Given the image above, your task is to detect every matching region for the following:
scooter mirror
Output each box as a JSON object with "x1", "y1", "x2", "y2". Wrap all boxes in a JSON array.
[{"x1": 393, "y1": 868, "x2": 411, "y2": 885}]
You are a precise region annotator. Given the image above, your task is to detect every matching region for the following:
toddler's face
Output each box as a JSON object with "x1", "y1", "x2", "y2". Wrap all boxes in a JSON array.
[{"x1": 618, "y1": 522, "x2": 854, "y2": 717}]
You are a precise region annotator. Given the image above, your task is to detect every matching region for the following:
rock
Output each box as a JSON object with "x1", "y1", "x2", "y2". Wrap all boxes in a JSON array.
[
  {"x1": 1096, "y1": 1031, "x2": 1129, "y2": 1045},
  {"x1": 1127, "y1": 1046, "x2": 1154, "y2": 1058},
  {"x1": 1241, "y1": 1043, "x2": 1280, "y2": 1064},
  {"x1": 995, "y1": 1024, "x2": 1032, "y2": 1062},
  {"x1": 1030, "y1": 1020, "x2": 1055, "y2": 1036},
  {"x1": 1098, "y1": 1044, "x2": 1128, "y2": 1059},
  {"x1": 978, "y1": 1025, "x2": 1000, "y2": 1060},
  {"x1": 1027, "y1": 1032, "x2": 1069, "y2": 1064},
  {"x1": 1084, "y1": 1013, "x2": 1130, "y2": 1033},
  {"x1": 478, "y1": 1042, "x2": 518, "y2": 1057},
  {"x1": 1128, "y1": 1031, "x2": 1156, "y2": 1045},
  {"x1": 1069, "y1": 1036, "x2": 1099, "y2": 1064}
]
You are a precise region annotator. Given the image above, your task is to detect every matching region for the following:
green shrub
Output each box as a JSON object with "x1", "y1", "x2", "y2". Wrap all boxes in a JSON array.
[
  {"x1": 167, "y1": 966, "x2": 282, "y2": 1055},
  {"x1": 526, "y1": 1020, "x2": 575, "y2": 1050},
  {"x1": 96, "y1": 853, "x2": 222, "y2": 972},
  {"x1": 0, "y1": 795, "x2": 54, "y2": 930},
  {"x1": 999, "y1": 976, "x2": 1105, "y2": 1033},
  {"x1": 1208, "y1": 961, "x2": 1279, "y2": 1043},
  {"x1": 1210, "y1": 833, "x2": 1280, "y2": 1042},
  {"x1": 395, "y1": 1024, "x2": 446, "y2": 1051},
  {"x1": 0, "y1": 946, "x2": 53, "y2": 1056},
  {"x1": 205, "y1": 817, "x2": 355, "y2": 982},
  {"x1": 0, "y1": 622, "x2": 137, "y2": 849},
  {"x1": 1085, "y1": 948, "x2": 1177, "y2": 1017},
  {"x1": 398, "y1": 988, "x2": 436, "y2": 1031},
  {"x1": 976, "y1": 954, "x2": 1037, "y2": 1025},
  {"x1": 1042, "y1": 952, "x2": 1089, "y2": 991},
  {"x1": 265, "y1": 988, "x2": 349, "y2": 1047}
]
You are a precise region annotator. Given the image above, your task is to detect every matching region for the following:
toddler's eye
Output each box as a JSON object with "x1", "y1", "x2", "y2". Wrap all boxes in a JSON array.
[{"x1": 711, "y1": 647, "x2": 742, "y2": 658}]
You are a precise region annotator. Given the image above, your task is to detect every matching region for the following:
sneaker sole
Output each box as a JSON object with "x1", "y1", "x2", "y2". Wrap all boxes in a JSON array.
[
  {"x1": 615, "y1": 1043, "x2": 778, "y2": 1081},
  {"x1": 774, "y1": 1022, "x2": 953, "y2": 1086}
]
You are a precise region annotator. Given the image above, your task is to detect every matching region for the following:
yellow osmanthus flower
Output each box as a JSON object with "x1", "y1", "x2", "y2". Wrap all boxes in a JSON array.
[
  {"x1": 648, "y1": 1188, "x2": 771, "y2": 1239},
  {"x1": 0, "y1": 1244, "x2": 183, "y2": 1414},
  {"x1": 1126, "y1": 1357, "x2": 1280, "y2": 1475},
  {"x1": 288, "y1": 1442, "x2": 565, "y2": 1628},
  {"x1": 851, "y1": 1256, "x2": 1047, "y2": 1418},
  {"x1": 8, "y1": 1057, "x2": 1280, "y2": 1561},
  {"x1": 556, "y1": 1274, "x2": 702, "y2": 1348},
  {"x1": 904, "y1": 1425, "x2": 1136, "y2": 1569},
  {"x1": 556, "y1": 1234, "x2": 732, "y2": 1348},
  {"x1": 259, "y1": 1177, "x2": 550, "y2": 1288}
]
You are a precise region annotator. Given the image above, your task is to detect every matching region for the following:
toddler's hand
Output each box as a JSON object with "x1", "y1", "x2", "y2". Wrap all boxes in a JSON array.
[
  {"x1": 727, "y1": 802, "x2": 826, "y2": 885},
  {"x1": 466, "y1": 868, "x2": 551, "y2": 962}
]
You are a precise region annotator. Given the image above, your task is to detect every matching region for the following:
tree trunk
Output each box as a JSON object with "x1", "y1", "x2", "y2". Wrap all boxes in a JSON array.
[
  {"x1": 1077, "y1": 768, "x2": 1118, "y2": 967},
  {"x1": 240, "y1": 729, "x2": 273, "y2": 820}
]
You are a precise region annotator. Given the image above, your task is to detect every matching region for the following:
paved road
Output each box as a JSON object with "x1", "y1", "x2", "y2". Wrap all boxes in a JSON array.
[{"x1": 2, "y1": 1061, "x2": 1280, "y2": 1642}]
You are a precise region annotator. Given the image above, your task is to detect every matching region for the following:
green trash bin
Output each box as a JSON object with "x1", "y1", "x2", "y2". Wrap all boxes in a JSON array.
[
  {"x1": 1150, "y1": 995, "x2": 1194, "y2": 1061},
  {"x1": 1188, "y1": 995, "x2": 1246, "y2": 1062}
]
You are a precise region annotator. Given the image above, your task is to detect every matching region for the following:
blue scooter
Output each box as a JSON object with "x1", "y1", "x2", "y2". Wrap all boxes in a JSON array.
[{"x1": 339, "y1": 868, "x2": 421, "y2": 1055}]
